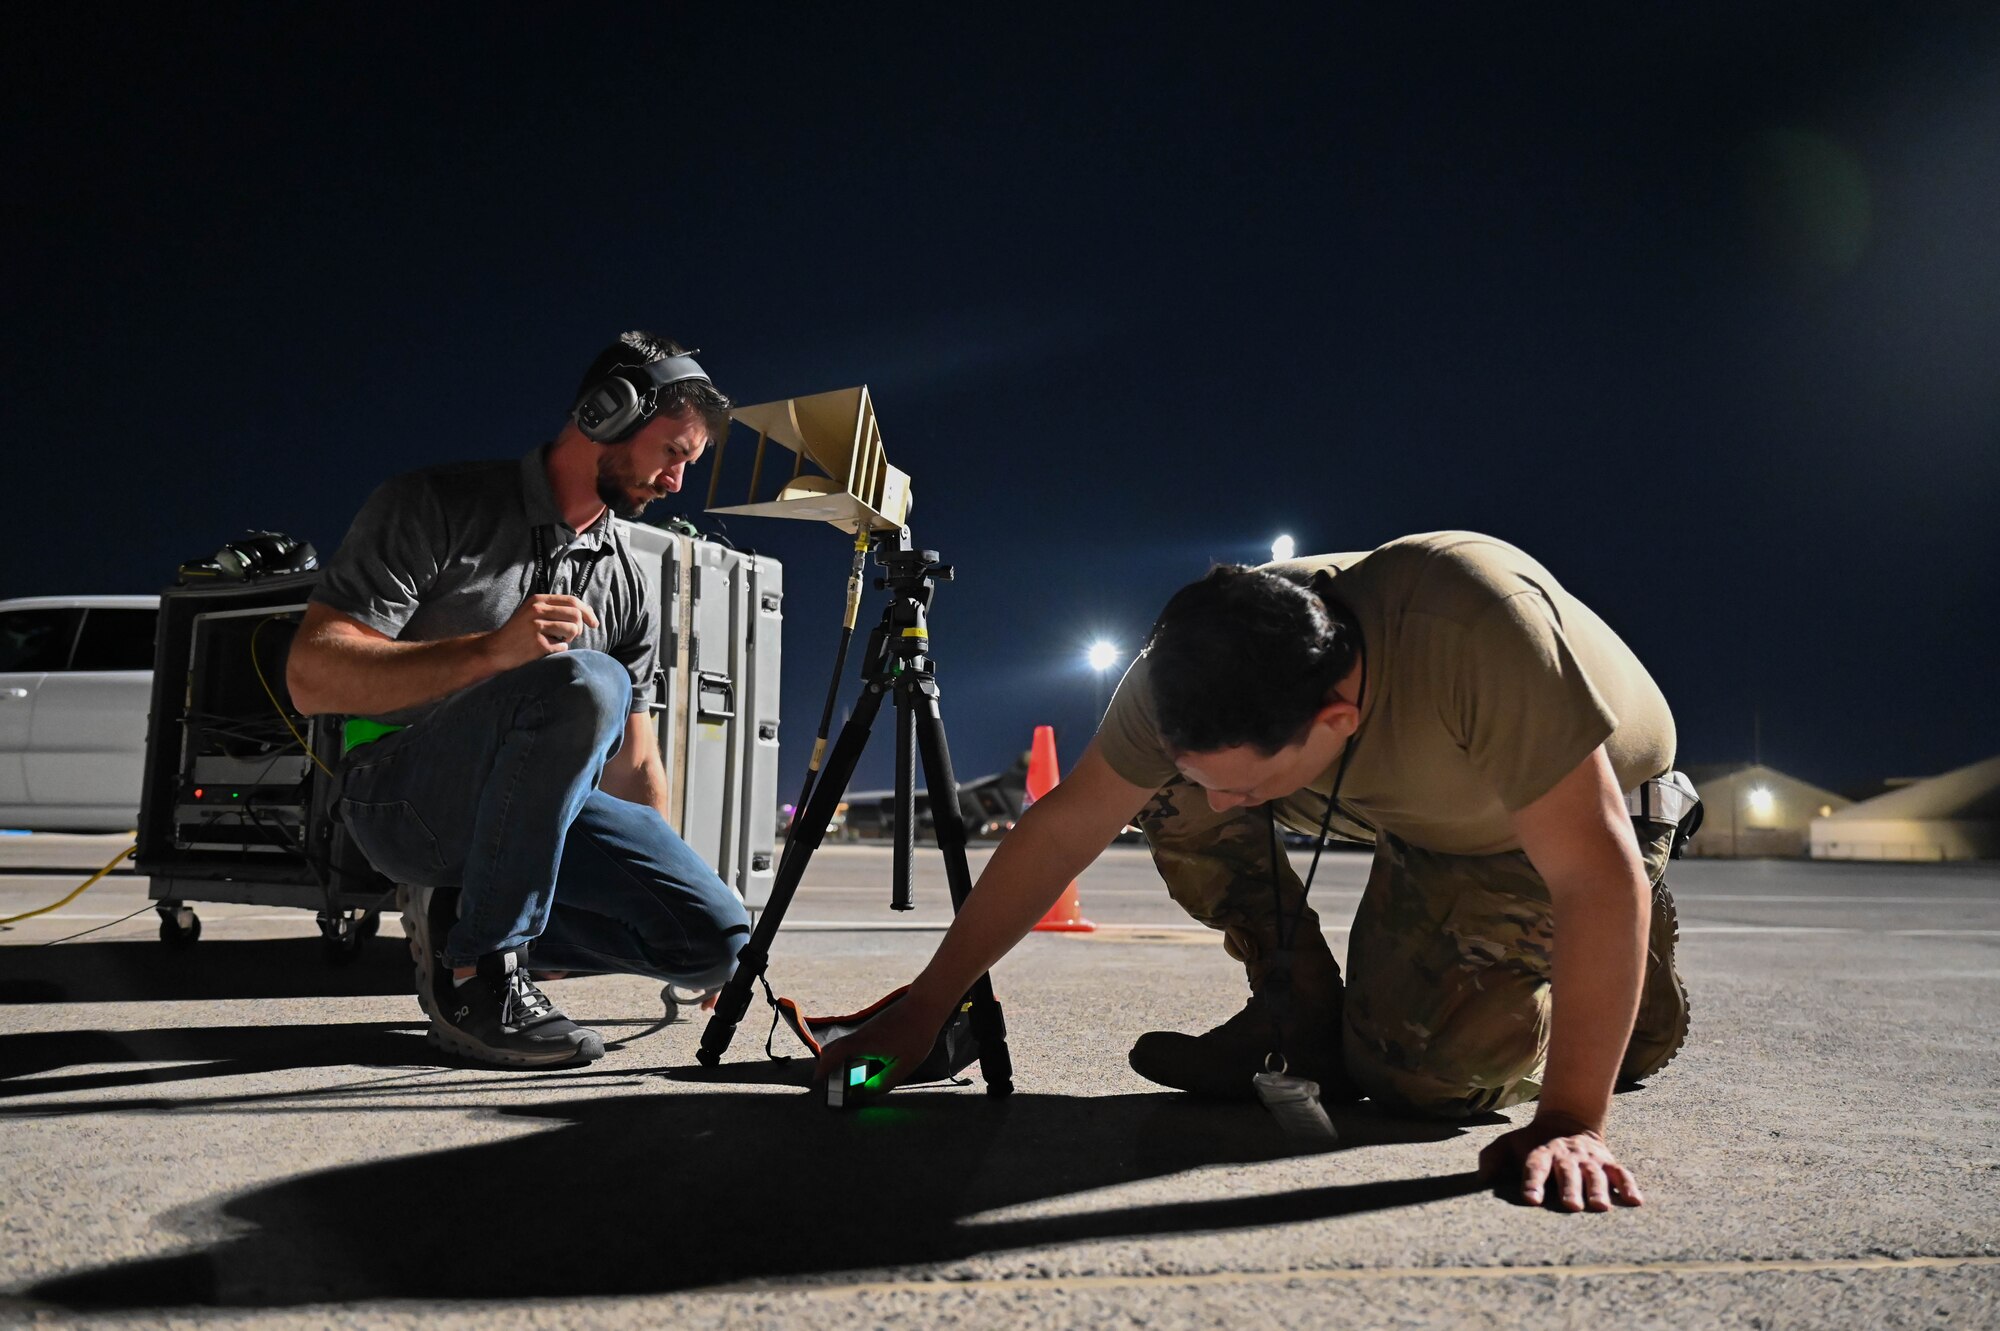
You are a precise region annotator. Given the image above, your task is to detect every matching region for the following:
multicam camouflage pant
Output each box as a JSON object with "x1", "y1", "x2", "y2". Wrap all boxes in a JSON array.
[{"x1": 1134, "y1": 776, "x2": 1681, "y2": 1119}]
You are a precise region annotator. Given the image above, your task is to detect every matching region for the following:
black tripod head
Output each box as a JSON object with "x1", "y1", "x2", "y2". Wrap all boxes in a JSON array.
[
  {"x1": 864, "y1": 531, "x2": 953, "y2": 673},
  {"x1": 873, "y1": 530, "x2": 952, "y2": 603}
]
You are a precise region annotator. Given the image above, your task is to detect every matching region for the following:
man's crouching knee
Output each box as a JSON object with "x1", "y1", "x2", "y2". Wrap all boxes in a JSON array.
[
  {"x1": 496, "y1": 649, "x2": 631, "y2": 765},
  {"x1": 539, "y1": 649, "x2": 633, "y2": 723},
  {"x1": 638, "y1": 883, "x2": 749, "y2": 994}
]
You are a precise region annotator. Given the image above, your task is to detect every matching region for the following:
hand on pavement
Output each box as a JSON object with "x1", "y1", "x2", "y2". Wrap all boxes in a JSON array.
[{"x1": 1477, "y1": 1111, "x2": 1645, "y2": 1211}]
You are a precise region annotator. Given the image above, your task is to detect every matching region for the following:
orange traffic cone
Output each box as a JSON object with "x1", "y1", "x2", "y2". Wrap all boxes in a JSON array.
[{"x1": 1027, "y1": 725, "x2": 1096, "y2": 933}]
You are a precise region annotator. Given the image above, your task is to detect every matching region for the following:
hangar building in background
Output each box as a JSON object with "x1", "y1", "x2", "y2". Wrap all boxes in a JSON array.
[
  {"x1": 1683, "y1": 763, "x2": 1851, "y2": 858},
  {"x1": 1810, "y1": 753, "x2": 2000, "y2": 862}
]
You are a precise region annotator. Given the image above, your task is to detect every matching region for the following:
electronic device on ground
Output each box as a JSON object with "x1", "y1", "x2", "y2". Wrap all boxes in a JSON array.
[{"x1": 827, "y1": 1057, "x2": 891, "y2": 1109}]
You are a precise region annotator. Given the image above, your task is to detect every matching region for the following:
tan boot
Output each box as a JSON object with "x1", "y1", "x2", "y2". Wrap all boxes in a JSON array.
[{"x1": 1129, "y1": 936, "x2": 1354, "y2": 1102}]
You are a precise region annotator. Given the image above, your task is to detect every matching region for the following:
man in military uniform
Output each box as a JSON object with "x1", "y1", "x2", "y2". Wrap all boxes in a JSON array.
[{"x1": 819, "y1": 532, "x2": 1695, "y2": 1212}]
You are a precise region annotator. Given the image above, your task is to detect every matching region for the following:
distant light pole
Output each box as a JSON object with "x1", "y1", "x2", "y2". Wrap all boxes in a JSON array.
[
  {"x1": 1086, "y1": 639, "x2": 1121, "y2": 723},
  {"x1": 1270, "y1": 534, "x2": 1296, "y2": 563}
]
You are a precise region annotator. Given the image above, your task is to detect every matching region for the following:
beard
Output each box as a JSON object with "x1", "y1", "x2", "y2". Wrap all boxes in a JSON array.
[{"x1": 595, "y1": 454, "x2": 652, "y2": 519}]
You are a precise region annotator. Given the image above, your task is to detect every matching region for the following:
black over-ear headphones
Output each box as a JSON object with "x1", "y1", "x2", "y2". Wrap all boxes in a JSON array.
[{"x1": 572, "y1": 352, "x2": 710, "y2": 444}]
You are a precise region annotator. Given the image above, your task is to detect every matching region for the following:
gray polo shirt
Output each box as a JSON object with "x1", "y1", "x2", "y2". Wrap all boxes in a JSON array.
[{"x1": 312, "y1": 444, "x2": 659, "y2": 727}]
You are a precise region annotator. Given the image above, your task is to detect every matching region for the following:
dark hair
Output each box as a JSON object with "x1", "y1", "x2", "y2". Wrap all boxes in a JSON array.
[
  {"x1": 1142, "y1": 565, "x2": 1359, "y2": 756},
  {"x1": 574, "y1": 329, "x2": 733, "y2": 441}
]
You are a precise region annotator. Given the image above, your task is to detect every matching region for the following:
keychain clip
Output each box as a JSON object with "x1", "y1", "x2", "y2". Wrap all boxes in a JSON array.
[{"x1": 1252, "y1": 1053, "x2": 1338, "y2": 1143}]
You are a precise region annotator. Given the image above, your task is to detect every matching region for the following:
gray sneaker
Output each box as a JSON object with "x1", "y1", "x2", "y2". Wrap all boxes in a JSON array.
[{"x1": 431, "y1": 949, "x2": 606, "y2": 1068}]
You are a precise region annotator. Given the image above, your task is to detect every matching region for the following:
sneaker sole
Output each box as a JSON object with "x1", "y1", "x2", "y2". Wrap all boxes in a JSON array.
[
  {"x1": 402, "y1": 888, "x2": 605, "y2": 1069},
  {"x1": 398, "y1": 885, "x2": 445, "y2": 1027},
  {"x1": 425, "y1": 1020, "x2": 605, "y2": 1068}
]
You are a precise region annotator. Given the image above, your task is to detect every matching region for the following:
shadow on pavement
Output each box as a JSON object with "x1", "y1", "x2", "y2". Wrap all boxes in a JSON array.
[
  {"x1": 22, "y1": 1089, "x2": 1486, "y2": 1308},
  {"x1": 0, "y1": 1010, "x2": 696, "y2": 1103},
  {"x1": 0, "y1": 1021, "x2": 439, "y2": 1100},
  {"x1": 0, "y1": 937, "x2": 412, "y2": 1005}
]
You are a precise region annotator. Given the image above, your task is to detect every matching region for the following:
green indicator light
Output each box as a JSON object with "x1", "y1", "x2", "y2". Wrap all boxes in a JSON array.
[
  {"x1": 849, "y1": 1065, "x2": 869, "y2": 1087},
  {"x1": 231, "y1": 792, "x2": 241, "y2": 799},
  {"x1": 855, "y1": 1105, "x2": 919, "y2": 1125}
]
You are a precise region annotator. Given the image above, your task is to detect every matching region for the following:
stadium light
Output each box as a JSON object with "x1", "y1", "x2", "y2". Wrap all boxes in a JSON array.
[
  {"x1": 1086, "y1": 640, "x2": 1121, "y2": 673},
  {"x1": 1270, "y1": 534, "x2": 1296, "y2": 562}
]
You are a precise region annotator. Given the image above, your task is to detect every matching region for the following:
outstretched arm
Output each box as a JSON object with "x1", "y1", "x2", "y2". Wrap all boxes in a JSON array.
[
  {"x1": 1480, "y1": 744, "x2": 1651, "y2": 1211},
  {"x1": 285, "y1": 595, "x2": 602, "y2": 717},
  {"x1": 815, "y1": 740, "x2": 1153, "y2": 1088}
]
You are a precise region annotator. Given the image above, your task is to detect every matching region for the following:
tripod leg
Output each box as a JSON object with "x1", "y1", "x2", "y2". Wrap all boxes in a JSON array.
[
  {"x1": 910, "y1": 683, "x2": 1015, "y2": 1097},
  {"x1": 892, "y1": 692, "x2": 916, "y2": 911},
  {"x1": 697, "y1": 679, "x2": 888, "y2": 1066}
]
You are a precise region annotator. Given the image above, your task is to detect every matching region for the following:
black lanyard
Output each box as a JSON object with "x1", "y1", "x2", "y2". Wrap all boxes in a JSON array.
[
  {"x1": 531, "y1": 527, "x2": 556, "y2": 596},
  {"x1": 1272, "y1": 642, "x2": 1366, "y2": 949},
  {"x1": 532, "y1": 526, "x2": 606, "y2": 601}
]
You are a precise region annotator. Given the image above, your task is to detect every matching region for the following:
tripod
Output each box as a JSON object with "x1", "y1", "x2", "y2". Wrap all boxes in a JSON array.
[{"x1": 696, "y1": 530, "x2": 1014, "y2": 1096}]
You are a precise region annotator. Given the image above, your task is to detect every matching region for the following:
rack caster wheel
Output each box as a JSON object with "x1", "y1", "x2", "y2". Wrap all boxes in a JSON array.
[
  {"x1": 157, "y1": 905, "x2": 201, "y2": 949},
  {"x1": 317, "y1": 910, "x2": 373, "y2": 966}
]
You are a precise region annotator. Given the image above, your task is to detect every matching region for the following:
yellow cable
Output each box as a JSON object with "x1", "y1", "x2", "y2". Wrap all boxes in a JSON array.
[
  {"x1": 841, "y1": 529, "x2": 869, "y2": 630},
  {"x1": 251, "y1": 616, "x2": 336, "y2": 780},
  {"x1": 0, "y1": 844, "x2": 137, "y2": 925}
]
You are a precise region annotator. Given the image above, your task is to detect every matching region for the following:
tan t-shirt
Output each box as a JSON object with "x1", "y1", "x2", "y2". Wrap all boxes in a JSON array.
[{"x1": 1096, "y1": 532, "x2": 1676, "y2": 856}]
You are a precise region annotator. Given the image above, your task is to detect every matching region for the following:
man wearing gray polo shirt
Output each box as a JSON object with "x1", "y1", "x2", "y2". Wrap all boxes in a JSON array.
[{"x1": 286, "y1": 331, "x2": 751, "y2": 1068}]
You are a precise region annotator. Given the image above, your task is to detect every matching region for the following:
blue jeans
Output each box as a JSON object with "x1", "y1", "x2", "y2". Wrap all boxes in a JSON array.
[{"x1": 336, "y1": 651, "x2": 749, "y2": 988}]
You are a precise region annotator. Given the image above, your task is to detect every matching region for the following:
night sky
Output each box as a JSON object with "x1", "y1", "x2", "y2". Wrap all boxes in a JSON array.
[{"x1": 6, "y1": 5, "x2": 1996, "y2": 796}]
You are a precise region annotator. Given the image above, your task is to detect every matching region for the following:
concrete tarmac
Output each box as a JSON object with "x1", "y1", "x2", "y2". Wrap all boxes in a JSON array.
[{"x1": 1, "y1": 835, "x2": 1996, "y2": 1328}]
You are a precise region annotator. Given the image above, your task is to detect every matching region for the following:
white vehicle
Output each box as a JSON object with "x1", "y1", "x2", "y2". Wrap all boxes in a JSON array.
[{"x1": 0, "y1": 595, "x2": 159, "y2": 832}]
